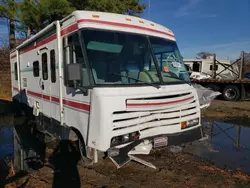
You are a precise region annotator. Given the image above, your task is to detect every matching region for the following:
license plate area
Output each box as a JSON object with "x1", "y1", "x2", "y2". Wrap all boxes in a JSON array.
[{"x1": 153, "y1": 136, "x2": 168, "y2": 148}]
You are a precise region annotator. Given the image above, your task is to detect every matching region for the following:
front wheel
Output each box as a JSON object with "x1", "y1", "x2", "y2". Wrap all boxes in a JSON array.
[
  {"x1": 222, "y1": 85, "x2": 240, "y2": 101},
  {"x1": 76, "y1": 134, "x2": 93, "y2": 166}
]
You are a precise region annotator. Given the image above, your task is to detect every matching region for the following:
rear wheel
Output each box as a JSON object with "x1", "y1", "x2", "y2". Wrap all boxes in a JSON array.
[{"x1": 222, "y1": 85, "x2": 240, "y2": 101}]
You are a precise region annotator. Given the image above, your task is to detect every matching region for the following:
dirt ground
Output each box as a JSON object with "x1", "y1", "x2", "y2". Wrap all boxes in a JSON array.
[
  {"x1": 202, "y1": 100, "x2": 250, "y2": 118},
  {"x1": 3, "y1": 99, "x2": 250, "y2": 188},
  {"x1": 201, "y1": 100, "x2": 250, "y2": 126},
  {"x1": 5, "y1": 149, "x2": 250, "y2": 188}
]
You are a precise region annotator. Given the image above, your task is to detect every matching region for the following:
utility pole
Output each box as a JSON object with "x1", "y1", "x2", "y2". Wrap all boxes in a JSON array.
[{"x1": 212, "y1": 53, "x2": 216, "y2": 79}]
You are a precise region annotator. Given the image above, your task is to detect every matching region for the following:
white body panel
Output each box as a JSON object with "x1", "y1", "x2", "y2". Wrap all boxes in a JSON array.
[
  {"x1": 184, "y1": 58, "x2": 232, "y2": 75},
  {"x1": 88, "y1": 84, "x2": 200, "y2": 150},
  {"x1": 10, "y1": 10, "x2": 201, "y2": 153}
]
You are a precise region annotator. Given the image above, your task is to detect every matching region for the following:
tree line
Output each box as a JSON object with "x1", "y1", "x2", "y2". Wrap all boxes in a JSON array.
[{"x1": 0, "y1": 0, "x2": 146, "y2": 50}]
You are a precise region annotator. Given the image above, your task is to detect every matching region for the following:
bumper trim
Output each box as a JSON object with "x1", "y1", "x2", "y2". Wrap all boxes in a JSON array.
[
  {"x1": 166, "y1": 127, "x2": 203, "y2": 146},
  {"x1": 108, "y1": 127, "x2": 203, "y2": 167}
]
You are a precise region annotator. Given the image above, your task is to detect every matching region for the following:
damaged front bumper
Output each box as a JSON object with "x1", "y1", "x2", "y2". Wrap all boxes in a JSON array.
[{"x1": 108, "y1": 127, "x2": 203, "y2": 169}]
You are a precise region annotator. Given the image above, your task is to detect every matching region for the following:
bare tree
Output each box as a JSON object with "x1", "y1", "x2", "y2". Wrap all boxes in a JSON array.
[{"x1": 197, "y1": 52, "x2": 215, "y2": 59}]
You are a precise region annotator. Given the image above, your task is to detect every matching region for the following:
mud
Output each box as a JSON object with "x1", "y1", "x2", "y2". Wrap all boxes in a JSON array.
[
  {"x1": 4, "y1": 150, "x2": 250, "y2": 188},
  {"x1": 201, "y1": 100, "x2": 250, "y2": 126}
]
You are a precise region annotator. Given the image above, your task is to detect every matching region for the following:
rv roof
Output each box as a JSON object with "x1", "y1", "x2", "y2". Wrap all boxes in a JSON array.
[
  {"x1": 14, "y1": 10, "x2": 176, "y2": 52},
  {"x1": 72, "y1": 10, "x2": 175, "y2": 39}
]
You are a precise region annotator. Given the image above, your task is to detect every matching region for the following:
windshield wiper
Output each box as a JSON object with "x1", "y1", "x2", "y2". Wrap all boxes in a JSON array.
[
  {"x1": 162, "y1": 74, "x2": 192, "y2": 86},
  {"x1": 108, "y1": 72, "x2": 161, "y2": 89}
]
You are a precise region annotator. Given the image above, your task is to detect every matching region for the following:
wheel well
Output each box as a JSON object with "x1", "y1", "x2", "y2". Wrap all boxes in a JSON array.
[
  {"x1": 69, "y1": 127, "x2": 87, "y2": 157},
  {"x1": 222, "y1": 84, "x2": 241, "y2": 91},
  {"x1": 205, "y1": 83, "x2": 222, "y2": 91},
  {"x1": 69, "y1": 127, "x2": 84, "y2": 142}
]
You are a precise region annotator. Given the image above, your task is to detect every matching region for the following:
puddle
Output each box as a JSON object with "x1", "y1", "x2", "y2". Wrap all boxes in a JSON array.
[
  {"x1": 184, "y1": 121, "x2": 250, "y2": 174},
  {"x1": 0, "y1": 113, "x2": 42, "y2": 182},
  {"x1": 0, "y1": 127, "x2": 14, "y2": 159},
  {"x1": 0, "y1": 112, "x2": 81, "y2": 186},
  {"x1": 0, "y1": 115, "x2": 14, "y2": 183}
]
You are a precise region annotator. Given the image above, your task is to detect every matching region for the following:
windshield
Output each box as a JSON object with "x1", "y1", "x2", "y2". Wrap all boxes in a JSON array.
[
  {"x1": 149, "y1": 37, "x2": 190, "y2": 83},
  {"x1": 81, "y1": 29, "x2": 189, "y2": 86}
]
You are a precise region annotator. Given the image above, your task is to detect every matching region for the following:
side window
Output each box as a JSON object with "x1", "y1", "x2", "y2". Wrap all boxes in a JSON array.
[
  {"x1": 33, "y1": 61, "x2": 39, "y2": 77},
  {"x1": 42, "y1": 53, "x2": 48, "y2": 80},
  {"x1": 14, "y1": 62, "x2": 18, "y2": 80},
  {"x1": 63, "y1": 33, "x2": 89, "y2": 87},
  {"x1": 50, "y1": 50, "x2": 56, "y2": 83},
  {"x1": 210, "y1": 65, "x2": 218, "y2": 71}
]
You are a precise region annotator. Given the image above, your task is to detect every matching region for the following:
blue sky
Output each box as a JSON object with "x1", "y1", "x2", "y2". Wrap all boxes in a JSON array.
[
  {"x1": 140, "y1": 0, "x2": 250, "y2": 60},
  {"x1": 1, "y1": 0, "x2": 249, "y2": 59},
  {"x1": 0, "y1": 19, "x2": 8, "y2": 37}
]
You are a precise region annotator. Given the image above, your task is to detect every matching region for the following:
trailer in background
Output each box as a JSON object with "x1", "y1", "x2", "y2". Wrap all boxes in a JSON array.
[
  {"x1": 190, "y1": 51, "x2": 250, "y2": 101},
  {"x1": 184, "y1": 57, "x2": 232, "y2": 77}
]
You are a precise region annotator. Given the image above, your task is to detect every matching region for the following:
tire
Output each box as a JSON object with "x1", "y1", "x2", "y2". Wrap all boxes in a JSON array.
[
  {"x1": 69, "y1": 128, "x2": 92, "y2": 165},
  {"x1": 70, "y1": 128, "x2": 104, "y2": 166},
  {"x1": 222, "y1": 85, "x2": 240, "y2": 101},
  {"x1": 77, "y1": 136, "x2": 93, "y2": 166}
]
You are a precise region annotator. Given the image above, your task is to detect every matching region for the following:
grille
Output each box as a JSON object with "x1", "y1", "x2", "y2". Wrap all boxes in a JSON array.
[{"x1": 111, "y1": 93, "x2": 199, "y2": 135}]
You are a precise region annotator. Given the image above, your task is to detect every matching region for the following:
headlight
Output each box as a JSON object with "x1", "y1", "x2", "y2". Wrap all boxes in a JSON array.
[
  {"x1": 111, "y1": 137, "x2": 119, "y2": 146},
  {"x1": 187, "y1": 118, "x2": 199, "y2": 126},
  {"x1": 121, "y1": 134, "x2": 130, "y2": 143},
  {"x1": 110, "y1": 131, "x2": 140, "y2": 147},
  {"x1": 181, "y1": 118, "x2": 199, "y2": 129}
]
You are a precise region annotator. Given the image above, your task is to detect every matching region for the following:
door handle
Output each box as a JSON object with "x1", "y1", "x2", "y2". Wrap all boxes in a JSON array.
[{"x1": 39, "y1": 78, "x2": 44, "y2": 90}]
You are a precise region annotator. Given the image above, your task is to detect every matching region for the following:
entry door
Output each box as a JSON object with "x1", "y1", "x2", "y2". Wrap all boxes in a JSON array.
[{"x1": 40, "y1": 51, "x2": 51, "y2": 118}]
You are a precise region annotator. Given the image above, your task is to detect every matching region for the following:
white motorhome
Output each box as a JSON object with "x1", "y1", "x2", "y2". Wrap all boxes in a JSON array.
[
  {"x1": 184, "y1": 57, "x2": 235, "y2": 79},
  {"x1": 10, "y1": 10, "x2": 202, "y2": 166}
]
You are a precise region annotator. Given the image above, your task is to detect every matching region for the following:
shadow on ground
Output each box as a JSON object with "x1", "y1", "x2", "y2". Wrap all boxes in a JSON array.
[
  {"x1": 49, "y1": 140, "x2": 81, "y2": 188},
  {"x1": 1, "y1": 114, "x2": 82, "y2": 188}
]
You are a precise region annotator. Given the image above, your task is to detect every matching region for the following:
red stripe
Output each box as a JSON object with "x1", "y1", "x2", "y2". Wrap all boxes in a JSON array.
[
  {"x1": 63, "y1": 99, "x2": 90, "y2": 111},
  {"x1": 20, "y1": 34, "x2": 57, "y2": 55},
  {"x1": 11, "y1": 54, "x2": 16, "y2": 59},
  {"x1": 19, "y1": 24, "x2": 78, "y2": 55},
  {"x1": 12, "y1": 18, "x2": 174, "y2": 58},
  {"x1": 13, "y1": 87, "x2": 90, "y2": 111},
  {"x1": 42, "y1": 95, "x2": 50, "y2": 101},
  {"x1": 51, "y1": 96, "x2": 60, "y2": 103},
  {"x1": 13, "y1": 87, "x2": 25, "y2": 92},
  {"x1": 127, "y1": 96, "x2": 194, "y2": 107},
  {"x1": 13, "y1": 87, "x2": 19, "y2": 91},
  {"x1": 77, "y1": 19, "x2": 175, "y2": 38},
  {"x1": 61, "y1": 23, "x2": 78, "y2": 36},
  {"x1": 27, "y1": 90, "x2": 42, "y2": 98}
]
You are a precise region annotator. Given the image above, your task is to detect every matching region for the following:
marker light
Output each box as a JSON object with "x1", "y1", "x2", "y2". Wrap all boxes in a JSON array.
[{"x1": 181, "y1": 118, "x2": 199, "y2": 129}]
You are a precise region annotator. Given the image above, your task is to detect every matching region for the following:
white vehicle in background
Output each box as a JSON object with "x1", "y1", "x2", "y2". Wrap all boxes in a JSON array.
[
  {"x1": 10, "y1": 10, "x2": 202, "y2": 167},
  {"x1": 183, "y1": 57, "x2": 234, "y2": 80}
]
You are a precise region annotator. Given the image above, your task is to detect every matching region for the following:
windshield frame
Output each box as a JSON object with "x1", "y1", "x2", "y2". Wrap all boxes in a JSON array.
[{"x1": 78, "y1": 28, "x2": 190, "y2": 88}]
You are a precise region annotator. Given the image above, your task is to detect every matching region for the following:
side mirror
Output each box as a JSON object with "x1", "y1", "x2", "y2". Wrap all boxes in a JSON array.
[{"x1": 66, "y1": 63, "x2": 82, "y2": 88}]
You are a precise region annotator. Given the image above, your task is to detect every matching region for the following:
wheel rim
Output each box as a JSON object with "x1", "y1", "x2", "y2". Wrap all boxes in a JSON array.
[{"x1": 225, "y1": 88, "x2": 237, "y2": 99}]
